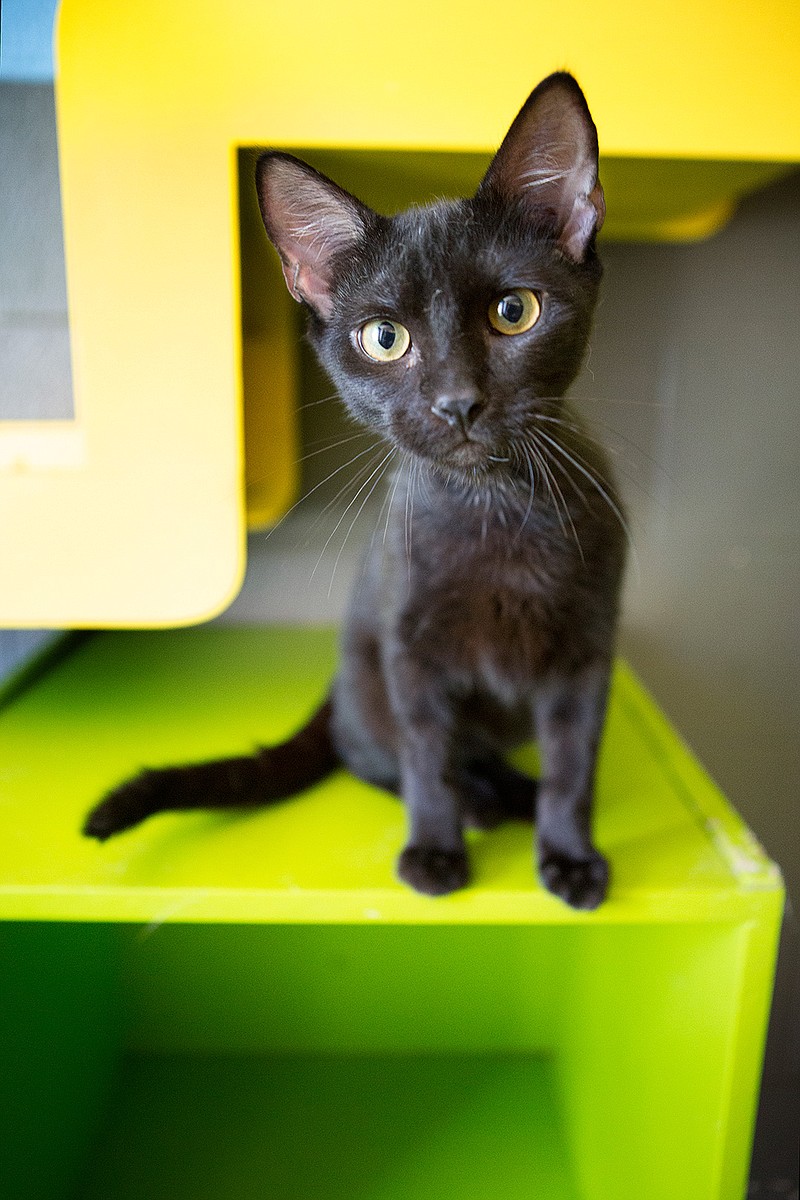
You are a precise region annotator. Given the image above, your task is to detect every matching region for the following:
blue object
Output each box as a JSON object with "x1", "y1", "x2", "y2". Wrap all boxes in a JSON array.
[{"x1": 0, "y1": 0, "x2": 59, "y2": 81}]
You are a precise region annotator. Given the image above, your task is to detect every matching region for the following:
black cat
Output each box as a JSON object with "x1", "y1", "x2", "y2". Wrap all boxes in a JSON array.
[{"x1": 85, "y1": 72, "x2": 625, "y2": 909}]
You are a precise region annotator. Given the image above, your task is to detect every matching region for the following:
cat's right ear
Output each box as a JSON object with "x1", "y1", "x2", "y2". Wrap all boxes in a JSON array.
[
  {"x1": 477, "y1": 73, "x2": 605, "y2": 262},
  {"x1": 255, "y1": 153, "x2": 371, "y2": 319}
]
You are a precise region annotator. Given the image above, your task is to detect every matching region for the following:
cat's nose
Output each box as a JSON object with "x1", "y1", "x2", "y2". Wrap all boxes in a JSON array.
[{"x1": 431, "y1": 391, "x2": 485, "y2": 433}]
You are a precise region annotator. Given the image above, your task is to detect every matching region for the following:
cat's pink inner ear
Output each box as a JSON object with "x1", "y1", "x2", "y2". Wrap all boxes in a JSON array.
[
  {"x1": 559, "y1": 179, "x2": 606, "y2": 262},
  {"x1": 480, "y1": 72, "x2": 605, "y2": 262},
  {"x1": 256, "y1": 155, "x2": 367, "y2": 319}
]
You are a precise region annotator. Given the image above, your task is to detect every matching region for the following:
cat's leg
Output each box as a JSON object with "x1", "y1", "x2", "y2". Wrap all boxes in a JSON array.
[
  {"x1": 330, "y1": 628, "x2": 401, "y2": 794},
  {"x1": 334, "y1": 616, "x2": 535, "y2": 851},
  {"x1": 384, "y1": 649, "x2": 470, "y2": 896},
  {"x1": 328, "y1": 548, "x2": 403, "y2": 793},
  {"x1": 459, "y1": 757, "x2": 537, "y2": 829},
  {"x1": 532, "y1": 660, "x2": 611, "y2": 910}
]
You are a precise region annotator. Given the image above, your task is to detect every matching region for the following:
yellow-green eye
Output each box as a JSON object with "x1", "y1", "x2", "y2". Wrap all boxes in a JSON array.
[
  {"x1": 488, "y1": 289, "x2": 541, "y2": 335},
  {"x1": 358, "y1": 318, "x2": 411, "y2": 362}
]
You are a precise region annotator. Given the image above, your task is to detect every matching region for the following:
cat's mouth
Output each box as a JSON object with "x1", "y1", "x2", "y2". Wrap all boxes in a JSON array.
[
  {"x1": 393, "y1": 418, "x2": 508, "y2": 476},
  {"x1": 448, "y1": 439, "x2": 491, "y2": 466},
  {"x1": 441, "y1": 436, "x2": 509, "y2": 472}
]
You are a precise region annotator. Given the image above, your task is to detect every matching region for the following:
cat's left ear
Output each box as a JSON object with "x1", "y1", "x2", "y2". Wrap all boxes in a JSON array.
[
  {"x1": 478, "y1": 72, "x2": 605, "y2": 262},
  {"x1": 256, "y1": 152, "x2": 372, "y2": 319}
]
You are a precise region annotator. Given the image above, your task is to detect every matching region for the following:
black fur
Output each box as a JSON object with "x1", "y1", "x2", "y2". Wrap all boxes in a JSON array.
[{"x1": 84, "y1": 72, "x2": 625, "y2": 909}]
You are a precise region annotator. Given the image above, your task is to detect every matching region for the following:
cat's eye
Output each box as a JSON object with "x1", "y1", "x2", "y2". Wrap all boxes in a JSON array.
[
  {"x1": 488, "y1": 289, "x2": 541, "y2": 335},
  {"x1": 358, "y1": 318, "x2": 411, "y2": 362}
]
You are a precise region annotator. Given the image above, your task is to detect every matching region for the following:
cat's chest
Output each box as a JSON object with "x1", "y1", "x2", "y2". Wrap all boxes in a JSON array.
[
  {"x1": 381, "y1": 490, "x2": 584, "y2": 681},
  {"x1": 419, "y1": 524, "x2": 566, "y2": 613},
  {"x1": 402, "y1": 549, "x2": 564, "y2": 682}
]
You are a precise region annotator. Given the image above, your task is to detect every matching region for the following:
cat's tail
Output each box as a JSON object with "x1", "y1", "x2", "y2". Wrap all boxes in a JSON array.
[{"x1": 83, "y1": 699, "x2": 339, "y2": 841}]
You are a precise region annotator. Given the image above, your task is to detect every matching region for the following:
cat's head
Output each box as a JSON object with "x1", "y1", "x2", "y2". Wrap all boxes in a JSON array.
[{"x1": 256, "y1": 72, "x2": 605, "y2": 480}]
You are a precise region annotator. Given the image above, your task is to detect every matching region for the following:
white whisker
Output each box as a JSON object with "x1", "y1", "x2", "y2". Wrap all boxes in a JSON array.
[
  {"x1": 261, "y1": 439, "x2": 383, "y2": 541},
  {"x1": 528, "y1": 427, "x2": 589, "y2": 506},
  {"x1": 537, "y1": 409, "x2": 674, "y2": 494},
  {"x1": 296, "y1": 391, "x2": 342, "y2": 412},
  {"x1": 296, "y1": 430, "x2": 371, "y2": 464},
  {"x1": 514, "y1": 443, "x2": 537, "y2": 540},
  {"x1": 404, "y1": 457, "x2": 419, "y2": 579},
  {"x1": 384, "y1": 455, "x2": 408, "y2": 546},
  {"x1": 310, "y1": 446, "x2": 396, "y2": 584},
  {"x1": 328, "y1": 447, "x2": 397, "y2": 598},
  {"x1": 481, "y1": 487, "x2": 491, "y2": 544},
  {"x1": 527, "y1": 433, "x2": 586, "y2": 564},
  {"x1": 298, "y1": 448, "x2": 389, "y2": 550},
  {"x1": 535, "y1": 428, "x2": 640, "y2": 580}
]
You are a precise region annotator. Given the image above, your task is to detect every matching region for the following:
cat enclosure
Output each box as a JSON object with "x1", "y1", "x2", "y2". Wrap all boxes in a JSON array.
[{"x1": 1, "y1": 0, "x2": 797, "y2": 1197}]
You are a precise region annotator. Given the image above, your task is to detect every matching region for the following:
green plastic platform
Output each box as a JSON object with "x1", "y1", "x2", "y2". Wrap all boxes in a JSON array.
[{"x1": 0, "y1": 628, "x2": 784, "y2": 1200}]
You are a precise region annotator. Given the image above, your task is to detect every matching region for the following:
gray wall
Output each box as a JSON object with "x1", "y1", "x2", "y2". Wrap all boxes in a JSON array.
[
  {"x1": 0, "y1": 85, "x2": 70, "y2": 686},
  {"x1": 589, "y1": 176, "x2": 800, "y2": 917},
  {"x1": 584, "y1": 190, "x2": 800, "y2": 1150},
  {"x1": 0, "y1": 84, "x2": 72, "y2": 420}
]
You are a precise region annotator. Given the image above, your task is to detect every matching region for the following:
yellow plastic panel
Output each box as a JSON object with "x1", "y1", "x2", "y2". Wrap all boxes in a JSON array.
[
  {"x1": 0, "y1": 0, "x2": 797, "y2": 626},
  {"x1": 275, "y1": 149, "x2": 790, "y2": 244}
]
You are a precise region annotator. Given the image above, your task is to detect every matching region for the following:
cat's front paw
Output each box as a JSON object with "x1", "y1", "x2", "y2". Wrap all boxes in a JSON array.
[
  {"x1": 83, "y1": 769, "x2": 171, "y2": 841},
  {"x1": 539, "y1": 849, "x2": 609, "y2": 910},
  {"x1": 397, "y1": 845, "x2": 470, "y2": 896}
]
